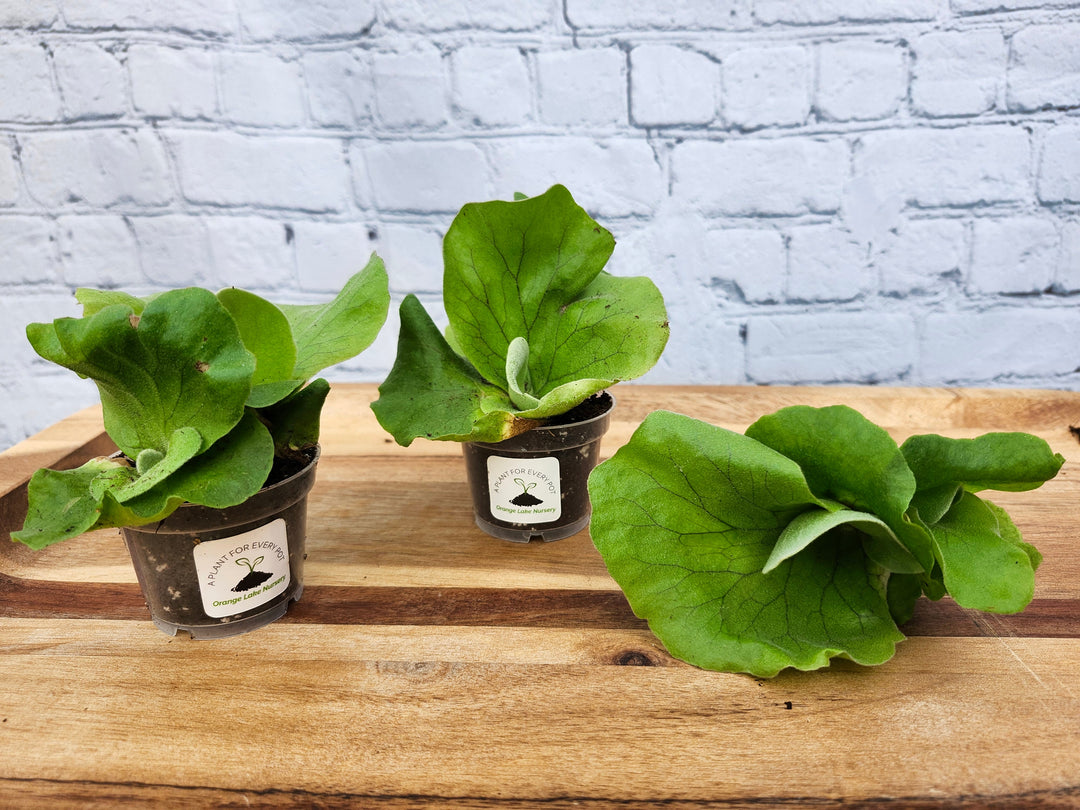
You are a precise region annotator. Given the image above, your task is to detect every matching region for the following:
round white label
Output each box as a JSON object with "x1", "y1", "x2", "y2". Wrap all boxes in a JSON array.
[
  {"x1": 486, "y1": 456, "x2": 562, "y2": 523},
  {"x1": 192, "y1": 519, "x2": 291, "y2": 618}
]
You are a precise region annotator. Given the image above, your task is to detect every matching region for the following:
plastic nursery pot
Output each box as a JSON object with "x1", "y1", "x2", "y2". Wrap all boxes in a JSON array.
[
  {"x1": 461, "y1": 393, "x2": 614, "y2": 543},
  {"x1": 121, "y1": 448, "x2": 319, "y2": 640}
]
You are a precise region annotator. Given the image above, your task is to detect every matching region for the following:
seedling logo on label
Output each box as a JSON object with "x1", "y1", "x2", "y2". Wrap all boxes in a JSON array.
[
  {"x1": 487, "y1": 456, "x2": 561, "y2": 523},
  {"x1": 192, "y1": 519, "x2": 291, "y2": 618}
]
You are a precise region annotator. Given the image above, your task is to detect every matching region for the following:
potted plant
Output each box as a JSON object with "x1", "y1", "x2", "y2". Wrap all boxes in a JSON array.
[
  {"x1": 371, "y1": 185, "x2": 669, "y2": 542},
  {"x1": 588, "y1": 405, "x2": 1064, "y2": 677},
  {"x1": 10, "y1": 255, "x2": 390, "y2": 638}
]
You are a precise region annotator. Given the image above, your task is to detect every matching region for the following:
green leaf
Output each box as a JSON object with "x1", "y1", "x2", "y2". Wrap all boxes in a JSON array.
[
  {"x1": 746, "y1": 405, "x2": 934, "y2": 573},
  {"x1": 505, "y1": 336, "x2": 541, "y2": 411},
  {"x1": 261, "y1": 378, "x2": 330, "y2": 455},
  {"x1": 765, "y1": 507, "x2": 923, "y2": 575},
  {"x1": 928, "y1": 491, "x2": 1039, "y2": 614},
  {"x1": 900, "y1": 432, "x2": 1065, "y2": 493},
  {"x1": 371, "y1": 295, "x2": 538, "y2": 445},
  {"x1": 27, "y1": 289, "x2": 255, "y2": 460},
  {"x1": 277, "y1": 253, "x2": 390, "y2": 381},
  {"x1": 111, "y1": 426, "x2": 204, "y2": 503},
  {"x1": 443, "y1": 184, "x2": 668, "y2": 409},
  {"x1": 123, "y1": 409, "x2": 274, "y2": 514},
  {"x1": 12, "y1": 458, "x2": 173, "y2": 549},
  {"x1": 588, "y1": 411, "x2": 903, "y2": 678},
  {"x1": 75, "y1": 288, "x2": 148, "y2": 317},
  {"x1": 217, "y1": 287, "x2": 299, "y2": 408}
]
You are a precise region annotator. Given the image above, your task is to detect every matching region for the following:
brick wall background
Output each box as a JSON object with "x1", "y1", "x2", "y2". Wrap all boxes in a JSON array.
[{"x1": 1, "y1": 0, "x2": 1079, "y2": 450}]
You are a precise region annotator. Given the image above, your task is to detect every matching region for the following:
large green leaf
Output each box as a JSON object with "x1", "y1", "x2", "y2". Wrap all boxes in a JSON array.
[
  {"x1": 278, "y1": 254, "x2": 390, "y2": 381},
  {"x1": 12, "y1": 458, "x2": 174, "y2": 550},
  {"x1": 123, "y1": 408, "x2": 274, "y2": 514},
  {"x1": 928, "y1": 491, "x2": 1039, "y2": 614},
  {"x1": 443, "y1": 185, "x2": 668, "y2": 403},
  {"x1": 588, "y1": 411, "x2": 904, "y2": 678},
  {"x1": 746, "y1": 406, "x2": 934, "y2": 573},
  {"x1": 261, "y1": 378, "x2": 331, "y2": 456},
  {"x1": 371, "y1": 295, "x2": 537, "y2": 445},
  {"x1": 217, "y1": 287, "x2": 300, "y2": 408},
  {"x1": 901, "y1": 432, "x2": 1064, "y2": 493},
  {"x1": 27, "y1": 288, "x2": 255, "y2": 459}
]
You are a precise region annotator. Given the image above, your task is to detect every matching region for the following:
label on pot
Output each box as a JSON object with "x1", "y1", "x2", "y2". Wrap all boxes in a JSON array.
[
  {"x1": 487, "y1": 456, "x2": 561, "y2": 523},
  {"x1": 192, "y1": 519, "x2": 291, "y2": 618}
]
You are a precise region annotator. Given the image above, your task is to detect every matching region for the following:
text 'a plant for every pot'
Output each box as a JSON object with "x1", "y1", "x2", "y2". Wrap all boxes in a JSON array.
[
  {"x1": 11, "y1": 255, "x2": 390, "y2": 638},
  {"x1": 587, "y1": 406, "x2": 1063, "y2": 677},
  {"x1": 371, "y1": 185, "x2": 668, "y2": 542}
]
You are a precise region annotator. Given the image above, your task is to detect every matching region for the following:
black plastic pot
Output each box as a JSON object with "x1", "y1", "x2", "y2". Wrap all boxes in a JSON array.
[
  {"x1": 461, "y1": 393, "x2": 613, "y2": 543},
  {"x1": 121, "y1": 449, "x2": 318, "y2": 639}
]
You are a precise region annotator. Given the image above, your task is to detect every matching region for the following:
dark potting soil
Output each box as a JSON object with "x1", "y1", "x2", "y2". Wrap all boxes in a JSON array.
[
  {"x1": 265, "y1": 445, "x2": 318, "y2": 488},
  {"x1": 541, "y1": 391, "x2": 612, "y2": 428}
]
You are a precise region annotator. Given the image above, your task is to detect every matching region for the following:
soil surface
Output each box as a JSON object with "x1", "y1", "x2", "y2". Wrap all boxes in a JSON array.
[{"x1": 542, "y1": 391, "x2": 613, "y2": 427}]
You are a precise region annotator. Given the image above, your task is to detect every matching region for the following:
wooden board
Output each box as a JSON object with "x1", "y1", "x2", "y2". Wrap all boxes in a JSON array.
[{"x1": 1, "y1": 384, "x2": 1079, "y2": 808}]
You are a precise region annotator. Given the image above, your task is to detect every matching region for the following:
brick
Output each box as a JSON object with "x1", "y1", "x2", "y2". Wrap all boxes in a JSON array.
[
  {"x1": 0, "y1": 216, "x2": 58, "y2": 283},
  {"x1": 631, "y1": 45, "x2": 718, "y2": 126},
  {"x1": 787, "y1": 225, "x2": 870, "y2": 302},
  {"x1": 722, "y1": 46, "x2": 811, "y2": 130},
  {"x1": 0, "y1": 43, "x2": 61, "y2": 122},
  {"x1": 356, "y1": 140, "x2": 489, "y2": 212},
  {"x1": 873, "y1": 218, "x2": 966, "y2": 295},
  {"x1": 384, "y1": 0, "x2": 551, "y2": 31},
  {"x1": 0, "y1": 0, "x2": 60, "y2": 27},
  {"x1": 1058, "y1": 222, "x2": 1080, "y2": 293},
  {"x1": 703, "y1": 228, "x2": 786, "y2": 303},
  {"x1": 1038, "y1": 124, "x2": 1080, "y2": 203},
  {"x1": 0, "y1": 369, "x2": 98, "y2": 452},
  {"x1": 816, "y1": 40, "x2": 906, "y2": 122},
  {"x1": 220, "y1": 51, "x2": 305, "y2": 127},
  {"x1": 921, "y1": 309, "x2": 1080, "y2": 382},
  {"x1": 131, "y1": 215, "x2": 212, "y2": 287},
  {"x1": 0, "y1": 141, "x2": 17, "y2": 205},
  {"x1": 128, "y1": 45, "x2": 216, "y2": 120},
  {"x1": 62, "y1": 0, "x2": 238, "y2": 34},
  {"x1": 304, "y1": 50, "x2": 374, "y2": 127},
  {"x1": 672, "y1": 137, "x2": 847, "y2": 216},
  {"x1": 374, "y1": 222, "x2": 444, "y2": 292},
  {"x1": 567, "y1": 0, "x2": 751, "y2": 30},
  {"x1": 912, "y1": 30, "x2": 1006, "y2": 118},
  {"x1": 20, "y1": 129, "x2": 173, "y2": 207},
  {"x1": 452, "y1": 46, "x2": 531, "y2": 128},
  {"x1": 294, "y1": 221, "x2": 378, "y2": 292},
  {"x1": 755, "y1": 0, "x2": 938, "y2": 23},
  {"x1": 372, "y1": 47, "x2": 448, "y2": 129},
  {"x1": 1008, "y1": 24, "x2": 1080, "y2": 112},
  {"x1": 206, "y1": 216, "x2": 295, "y2": 290},
  {"x1": 53, "y1": 42, "x2": 127, "y2": 120},
  {"x1": 970, "y1": 217, "x2": 1058, "y2": 294},
  {"x1": 487, "y1": 136, "x2": 664, "y2": 217},
  {"x1": 852, "y1": 126, "x2": 1029, "y2": 209},
  {"x1": 536, "y1": 47, "x2": 627, "y2": 127},
  {"x1": 747, "y1": 312, "x2": 915, "y2": 383},
  {"x1": 237, "y1": 0, "x2": 375, "y2": 40},
  {"x1": 57, "y1": 215, "x2": 141, "y2": 288},
  {"x1": 170, "y1": 131, "x2": 349, "y2": 212}
]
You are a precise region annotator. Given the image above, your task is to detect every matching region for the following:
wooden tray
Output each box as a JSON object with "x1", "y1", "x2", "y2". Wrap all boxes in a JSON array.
[{"x1": 2, "y1": 384, "x2": 1078, "y2": 807}]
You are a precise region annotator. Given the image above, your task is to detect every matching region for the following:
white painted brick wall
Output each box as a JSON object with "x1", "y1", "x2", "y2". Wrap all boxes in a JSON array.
[{"x1": 1, "y1": 0, "x2": 1079, "y2": 450}]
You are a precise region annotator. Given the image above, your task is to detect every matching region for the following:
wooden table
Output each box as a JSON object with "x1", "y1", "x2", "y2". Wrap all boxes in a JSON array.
[{"x1": 1, "y1": 384, "x2": 1078, "y2": 808}]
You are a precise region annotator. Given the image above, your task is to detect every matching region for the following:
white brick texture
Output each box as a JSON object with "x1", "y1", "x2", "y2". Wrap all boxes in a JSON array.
[
  {"x1": 537, "y1": 48, "x2": 627, "y2": 127},
  {"x1": 631, "y1": 45, "x2": 718, "y2": 126},
  {"x1": 2, "y1": 0, "x2": 1080, "y2": 450},
  {"x1": 722, "y1": 46, "x2": 811, "y2": 130},
  {"x1": 1008, "y1": 24, "x2": 1080, "y2": 112},
  {"x1": 911, "y1": 30, "x2": 1007, "y2": 117},
  {"x1": 816, "y1": 40, "x2": 907, "y2": 122},
  {"x1": 452, "y1": 46, "x2": 532, "y2": 128}
]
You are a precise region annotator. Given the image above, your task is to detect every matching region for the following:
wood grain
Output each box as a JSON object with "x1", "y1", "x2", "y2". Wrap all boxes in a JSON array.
[{"x1": 2, "y1": 384, "x2": 1079, "y2": 808}]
